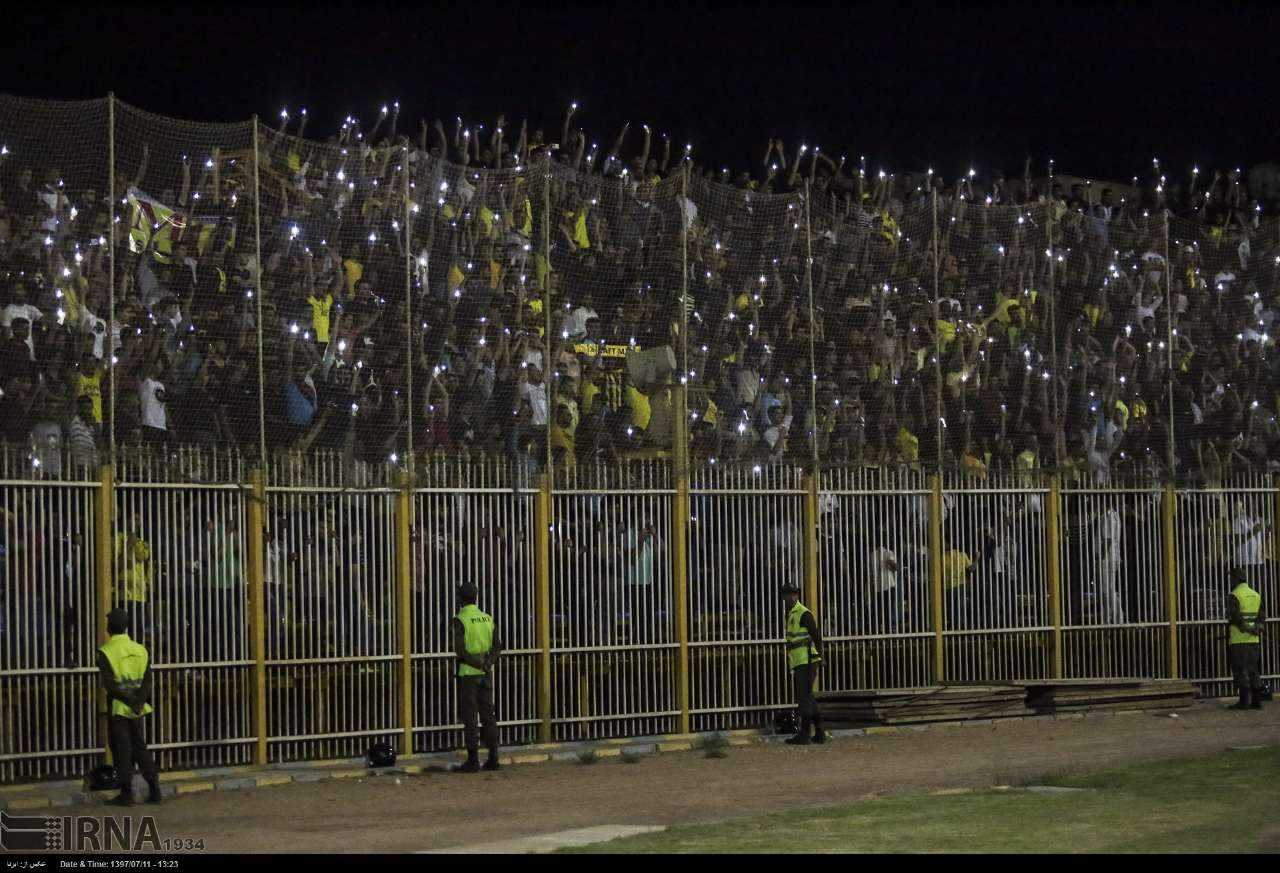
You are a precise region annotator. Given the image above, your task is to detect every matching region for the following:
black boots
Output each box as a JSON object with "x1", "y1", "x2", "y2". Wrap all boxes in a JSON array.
[
  {"x1": 455, "y1": 749, "x2": 500, "y2": 772},
  {"x1": 452, "y1": 749, "x2": 481, "y2": 772},
  {"x1": 1251, "y1": 688, "x2": 1264, "y2": 710},
  {"x1": 456, "y1": 749, "x2": 503, "y2": 772},
  {"x1": 146, "y1": 779, "x2": 163, "y2": 805},
  {"x1": 786, "y1": 715, "x2": 813, "y2": 745},
  {"x1": 812, "y1": 715, "x2": 828, "y2": 744},
  {"x1": 1229, "y1": 688, "x2": 1253, "y2": 710}
]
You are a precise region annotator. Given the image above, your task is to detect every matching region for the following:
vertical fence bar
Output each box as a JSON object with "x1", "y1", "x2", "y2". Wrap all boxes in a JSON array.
[
  {"x1": 1164, "y1": 209, "x2": 1175, "y2": 473},
  {"x1": 403, "y1": 146, "x2": 414, "y2": 475},
  {"x1": 95, "y1": 464, "x2": 114, "y2": 759},
  {"x1": 803, "y1": 473, "x2": 820, "y2": 691},
  {"x1": 107, "y1": 93, "x2": 116, "y2": 463},
  {"x1": 535, "y1": 473, "x2": 552, "y2": 743},
  {"x1": 542, "y1": 164, "x2": 553, "y2": 474},
  {"x1": 803, "y1": 180, "x2": 819, "y2": 471},
  {"x1": 931, "y1": 191, "x2": 943, "y2": 471},
  {"x1": 674, "y1": 163, "x2": 692, "y2": 735},
  {"x1": 1163, "y1": 482, "x2": 1178, "y2": 678},
  {"x1": 803, "y1": 474, "x2": 819, "y2": 614},
  {"x1": 1047, "y1": 201, "x2": 1061, "y2": 469},
  {"x1": 673, "y1": 422, "x2": 691, "y2": 735},
  {"x1": 246, "y1": 468, "x2": 267, "y2": 765},
  {"x1": 251, "y1": 117, "x2": 267, "y2": 467},
  {"x1": 929, "y1": 473, "x2": 944, "y2": 682},
  {"x1": 1047, "y1": 475, "x2": 1063, "y2": 678},
  {"x1": 395, "y1": 474, "x2": 413, "y2": 754}
]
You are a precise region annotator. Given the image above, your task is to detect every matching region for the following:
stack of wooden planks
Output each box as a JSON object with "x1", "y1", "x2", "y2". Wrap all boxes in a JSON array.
[
  {"x1": 1021, "y1": 678, "x2": 1197, "y2": 714},
  {"x1": 814, "y1": 679, "x2": 1199, "y2": 727},
  {"x1": 815, "y1": 685, "x2": 1028, "y2": 726}
]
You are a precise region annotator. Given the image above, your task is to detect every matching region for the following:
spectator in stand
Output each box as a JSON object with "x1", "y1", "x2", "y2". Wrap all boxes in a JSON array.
[{"x1": 67, "y1": 393, "x2": 100, "y2": 470}]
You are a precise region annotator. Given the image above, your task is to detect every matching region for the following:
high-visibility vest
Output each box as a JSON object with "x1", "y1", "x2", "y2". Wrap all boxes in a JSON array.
[
  {"x1": 785, "y1": 602, "x2": 821, "y2": 670},
  {"x1": 99, "y1": 633, "x2": 153, "y2": 719},
  {"x1": 1230, "y1": 583, "x2": 1262, "y2": 646},
  {"x1": 456, "y1": 604, "x2": 494, "y2": 677}
]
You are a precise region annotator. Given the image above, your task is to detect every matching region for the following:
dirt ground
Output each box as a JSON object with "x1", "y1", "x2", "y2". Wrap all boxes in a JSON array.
[{"x1": 67, "y1": 702, "x2": 1280, "y2": 853}]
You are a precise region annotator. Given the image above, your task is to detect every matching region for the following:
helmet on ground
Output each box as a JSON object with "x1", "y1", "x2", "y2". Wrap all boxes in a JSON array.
[
  {"x1": 368, "y1": 742, "x2": 396, "y2": 768},
  {"x1": 87, "y1": 764, "x2": 118, "y2": 792}
]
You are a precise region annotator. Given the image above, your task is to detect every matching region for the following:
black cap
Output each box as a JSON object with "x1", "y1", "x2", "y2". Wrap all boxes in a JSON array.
[
  {"x1": 457, "y1": 582, "x2": 479, "y2": 602},
  {"x1": 1230, "y1": 567, "x2": 1248, "y2": 583},
  {"x1": 107, "y1": 608, "x2": 130, "y2": 635},
  {"x1": 780, "y1": 583, "x2": 801, "y2": 596}
]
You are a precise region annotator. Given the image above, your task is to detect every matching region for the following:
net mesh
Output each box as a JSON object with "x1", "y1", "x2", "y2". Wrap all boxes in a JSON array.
[
  {"x1": 1168, "y1": 210, "x2": 1280, "y2": 484},
  {"x1": 109, "y1": 103, "x2": 256, "y2": 478},
  {"x1": 812, "y1": 177, "x2": 935, "y2": 470},
  {"x1": 406, "y1": 155, "x2": 532, "y2": 470},
  {"x1": 942, "y1": 197, "x2": 1053, "y2": 476},
  {"x1": 0, "y1": 96, "x2": 111, "y2": 480},
  {"x1": 253, "y1": 118, "x2": 413, "y2": 483},
  {"x1": 543, "y1": 163, "x2": 684, "y2": 471},
  {"x1": 5, "y1": 97, "x2": 1275, "y2": 485},
  {"x1": 684, "y1": 172, "x2": 807, "y2": 468}
]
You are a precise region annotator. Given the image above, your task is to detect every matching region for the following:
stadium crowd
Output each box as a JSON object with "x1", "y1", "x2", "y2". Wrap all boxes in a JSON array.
[{"x1": 1, "y1": 100, "x2": 1279, "y2": 488}]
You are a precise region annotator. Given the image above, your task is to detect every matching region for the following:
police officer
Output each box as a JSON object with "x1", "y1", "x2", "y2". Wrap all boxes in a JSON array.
[
  {"x1": 452, "y1": 583, "x2": 503, "y2": 772},
  {"x1": 97, "y1": 609, "x2": 162, "y2": 805},
  {"x1": 1226, "y1": 567, "x2": 1265, "y2": 710},
  {"x1": 782, "y1": 583, "x2": 826, "y2": 745}
]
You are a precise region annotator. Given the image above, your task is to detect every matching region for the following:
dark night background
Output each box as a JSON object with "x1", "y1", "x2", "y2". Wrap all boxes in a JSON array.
[{"x1": 3, "y1": 0, "x2": 1278, "y2": 182}]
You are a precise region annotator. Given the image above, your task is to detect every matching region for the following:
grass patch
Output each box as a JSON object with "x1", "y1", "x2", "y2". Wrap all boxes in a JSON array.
[
  {"x1": 562, "y1": 746, "x2": 1280, "y2": 853},
  {"x1": 576, "y1": 750, "x2": 598, "y2": 766}
]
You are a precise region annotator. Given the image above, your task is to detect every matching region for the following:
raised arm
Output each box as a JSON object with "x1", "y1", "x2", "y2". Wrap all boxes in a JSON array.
[
  {"x1": 609, "y1": 122, "x2": 630, "y2": 162},
  {"x1": 561, "y1": 101, "x2": 577, "y2": 152},
  {"x1": 130, "y1": 143, "x2": 150, "y2": 189}
]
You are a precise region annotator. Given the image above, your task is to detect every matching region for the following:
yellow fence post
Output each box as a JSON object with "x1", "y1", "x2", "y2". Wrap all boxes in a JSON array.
[
  {"x1": 1163, "y1": 482, "x2": 1178, "y2": 678},
  {"x1": 803, "y1": 473, "x2": 820, "y2": 613},
  {"x1": 1046, "y1": 476, "x2": 1064, "y2": 678},
  {"x1": 95, "y1": 464, "x2": 114, "y2": 760},
  {"x1": 672, "y1": 385, "x2": 691, "y2": 735},
  {"x1": 245, "y1": 468, "x2": 268, "y2": 766},
  {"x1": 803, "y1": 472, "x2": 820, "y2": 694},
  {"x1": 535, "y1": 473, "x2": 553, "y2": 743},
  {"x1": 929, "y1": 473, "x2": 945, "y2": 683},
  {"x1": 396, "y1": 473, "x2": 414, "y2": 756}
]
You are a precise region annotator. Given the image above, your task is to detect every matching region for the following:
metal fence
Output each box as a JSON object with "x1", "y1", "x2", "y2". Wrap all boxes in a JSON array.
[{"x1": 3, "y1": 447, "x2": 1277, "y2": 784}]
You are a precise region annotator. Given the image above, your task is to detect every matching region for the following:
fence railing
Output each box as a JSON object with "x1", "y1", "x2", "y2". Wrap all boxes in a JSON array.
[{"x1": 2, "y1": 447, "x2": 1276, "y2": 784}]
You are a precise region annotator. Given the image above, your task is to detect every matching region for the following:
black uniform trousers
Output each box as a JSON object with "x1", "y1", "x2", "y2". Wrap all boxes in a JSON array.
[
  {"x1": 1229, "y1": 643, "x2": 1262, "y2": 692},
  {"x1": 110, "y1": 716, "x2": 158, "y2": 791},
  {"x1": 792, "y1": 663, "x2": 817, "y2": 720},
  {"x1": 457, "y1": 675, "x2": 499, "y2": 751}
]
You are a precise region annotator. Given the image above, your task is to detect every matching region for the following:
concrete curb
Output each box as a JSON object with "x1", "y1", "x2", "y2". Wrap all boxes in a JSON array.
[{"x1": 0, "y1": 704, "x2": 1210, "y2": 811}]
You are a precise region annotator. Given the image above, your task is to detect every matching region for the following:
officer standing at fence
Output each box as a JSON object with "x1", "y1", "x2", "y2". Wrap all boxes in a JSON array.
[
  {"x1": 782, "y1": 583, "x2": 826, "y2": 745},
  {"x1": 1226, "y1": 567, "x2": 1265, "y2": 710},
  {"x1": 97, "y1": 608, "x2": 162, "y2": 805},
  {"x1": 452, "y1": 583, "x2": 503, "y2": 772}
]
